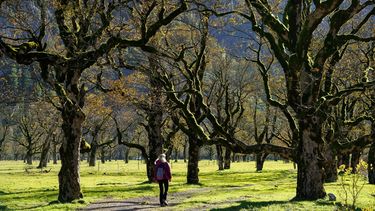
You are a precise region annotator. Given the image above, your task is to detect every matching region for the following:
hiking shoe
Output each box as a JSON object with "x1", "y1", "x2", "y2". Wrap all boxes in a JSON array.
[{"x1": 163, "y1": 201, "x2": 168, "y2": 206}]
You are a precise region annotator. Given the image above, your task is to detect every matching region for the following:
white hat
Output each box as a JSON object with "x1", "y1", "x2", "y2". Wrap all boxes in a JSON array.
[{"x1": 158, "y1": 154, "x2": 167, "y2": 163}]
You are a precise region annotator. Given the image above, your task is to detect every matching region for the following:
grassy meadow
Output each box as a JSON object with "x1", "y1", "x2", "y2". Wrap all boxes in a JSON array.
[{"x1": 0, "y1": 160, "x2": 374, "y2": 210}]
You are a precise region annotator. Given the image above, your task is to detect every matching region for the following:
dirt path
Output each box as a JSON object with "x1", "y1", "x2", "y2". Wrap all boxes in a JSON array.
[
  {"x1": 81, "y1": 188, "x2": 214, "y2": 211},
  {"x1": 81, "y1": 185, "x2": 254, "y2": 211}
]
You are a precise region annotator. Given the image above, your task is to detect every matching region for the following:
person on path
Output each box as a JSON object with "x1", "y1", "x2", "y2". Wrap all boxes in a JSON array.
[{"x1": 154, "y1": 153, "x2": 172, "y2": 206}]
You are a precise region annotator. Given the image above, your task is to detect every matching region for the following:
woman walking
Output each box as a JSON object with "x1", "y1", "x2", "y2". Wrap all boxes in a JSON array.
[{"x1": 154, "y1": 154, "x2": 172, "y2": 206}]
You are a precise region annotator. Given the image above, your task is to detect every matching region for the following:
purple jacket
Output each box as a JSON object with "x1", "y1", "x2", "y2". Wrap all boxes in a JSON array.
[{"x1": 154, "y1": 160, "x2": 172, "y2": 181}]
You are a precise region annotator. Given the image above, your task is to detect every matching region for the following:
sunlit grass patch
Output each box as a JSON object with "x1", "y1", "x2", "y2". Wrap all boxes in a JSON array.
[{"x1": 0, "y1": 160, "x2": 374, "y2": 210}]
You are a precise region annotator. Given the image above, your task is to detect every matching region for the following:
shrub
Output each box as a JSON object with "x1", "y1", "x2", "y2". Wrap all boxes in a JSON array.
[{"x1": 337, "y1": 160, "x2": 368, "y2": 210}]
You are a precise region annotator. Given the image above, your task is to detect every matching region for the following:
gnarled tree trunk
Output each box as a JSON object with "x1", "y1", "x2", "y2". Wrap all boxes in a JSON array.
[
  {"x1": 88, "y1": 144, "x2": 97, "y2": 166},
  {"x1": 124, "y1": 147, "x2": 129, "y2": 164},
  {"x1": 38, "y1": 137, "x2": 52, "y2": 168},
  {"x1": 187, "y1": 135, "x2": 200, "y2": 184},
  {"x1": 183, "y1": 140, "x2": 188, "y2": 163},
  {"x1": 174, "y1": 148, "x2": 178, "y2": 162},
  {"x1": 0, "y1": 126, "x2": 7, "y2": 160},
  {"x1": 323, "y1": 144, "x2": 337, "y2": 183},
  {"x1": 350, "y1": 150, "x2": 361, "y2": 173},
  {"x1": 216, "y1": 145, "x2": 224, "y2": 170},
  {"x1": 369, "y1": 142, "x2": 375, "y2": 184},
  {"x1": 146, "y1": 78, "x2": 164, "y2": 182},
  {"x1": 25, "y1": 148, "x2": 33, "y2": 165},
  {"x1": 337, "y1": 153, "x2": 350, "y2": 168},
  {"x1": 224, "y1": 148, "x2": 231, "y2": 169},
  {"x1": 295, "y1": 118, "x2": 326, "y2": 200},
  {"x1": 146, "y1": 158, "x2": 153, "y2": 182},
  {"x1": 368, "y1": 118, "x2": 375, "y2": 184},
  {"x1": 256, "y1": 153, "x2": 268, "y2": 172},
  {"x1": 88, "y1": 127, "x2": 101, "y2": 166},
  {"x1": 58, "y1": 104, "x2": 85, "y2": 202},
  {"x1": 53, "y1": 142, "x2": 58, "y2": 164},
  {"x1": 100, "y1": 148, "x2": 105, "y2": 164}
]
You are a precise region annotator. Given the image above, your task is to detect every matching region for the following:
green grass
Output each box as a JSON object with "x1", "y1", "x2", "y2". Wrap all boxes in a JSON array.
[{"x1": 0, "y1": 160, "x2": 374, "y2": 210}]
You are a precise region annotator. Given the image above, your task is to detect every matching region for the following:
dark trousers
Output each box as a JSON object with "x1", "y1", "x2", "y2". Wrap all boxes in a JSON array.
[{"x1": 158, "y1": 179, "x2": 169, "y2": 204}]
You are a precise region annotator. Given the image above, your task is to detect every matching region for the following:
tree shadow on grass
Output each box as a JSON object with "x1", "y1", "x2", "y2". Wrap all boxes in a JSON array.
[
  {"x1": 314, "y1": 200, "x2": 336, "y2": 206},
  {"x1": 210, "y1": 200, "x2": 289, "y2": 210},
  {"x1": 83, "y1": 184, "x2": 154, "y2": 195},
  {"x1": 138, "y1": 181, "x2": 152, "y2": 185},
  {"x1": 185, "y1": 182, "x2": 204, "y2": 187},
  {"x1": 0, "y1": 190, "x2": 7, "y2": 195}
]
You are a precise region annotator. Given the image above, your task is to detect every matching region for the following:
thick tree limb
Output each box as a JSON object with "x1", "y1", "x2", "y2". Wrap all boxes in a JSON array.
[
  {"x1": 335, "y1": 134, "x2": 373, "y2": 154},
  {"x1": 321, "y1": 80, "x2": 375, "y2": 106},
  {"x1": 314, "y1": 1, "x2": 374, "y2": 68},
  {"x1": 113, "y1": 117, "x2": 148, "y2": 161},
  {"x1": 344, "y1": 116, "x2": 374, "y2": 126},
  {"x1": 246, "y1": 0, "x2": 289, "y2": 44},
  {"x1": 211, "y1": 137, "x2": 295, "y2": 161}
]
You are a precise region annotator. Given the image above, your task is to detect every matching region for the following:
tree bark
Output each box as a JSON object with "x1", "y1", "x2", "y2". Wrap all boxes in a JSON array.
[
  {"x1": 58, "y1": 106, "x2": 84, "y2": 202},
  {"x1": 183, "y1": 140, "x2": 188, "y2": 163},
  {"x1": 53, "y1": 142, "x2": 58, "y2": 164},
  {"x1": 216, "y1": 145, "x2": 224, "y2": 170},
  {"x1": 144, "y1": 72, "x2": 164, "y2": 182},
  {"x1": 37, "y1": 138, "x2": 52, "y2": 168},
  {"x1": 124, "y1": 147, "x2": 129, "y2": 164},
  {"x1": 25, "y1": 149, "x2": 33, "y2": 165},
  {"x1": 323, "y1": 145, "x2": 337, "y2": 183},
  {"x1": 337, "y1": 153, "x2": 350, "y2": 168},
  {"x1": 145, "y1": 112, "x2": 163, "y2": 182},
  {"x1": 100, "y1": 148, "x2": 105, "y2": 164},
  {"x1": 0, "y1": 128, "x2": 7, "y2": 160},
  {"x1": 146, "y1": 158, "x2": 153, "y2": 182},
  {"x1": 224, "y1": 147, "x2": 231, "y2": 169},
  {"x1": 174, "y1": 148, "x2": 178, "y2": 162},
  {"x1": 368, "y1": 141, "x2": 375, "y2": 184},
  {"x1": 187, "y1": 135, "x2": 200, "y2": 184},
  {"x1": 295, "y1": 119, "x2": 326, "y2": 200},
  {"x1": 242, "y1": 155, "x2": 247, "y2": 162},
  {"x1": 89, "y1": 144, "x2": 97, "y2": 166},
  {"x1": 256, "y1": 153, "x2": 268, "y2": 172},
  {"x1": 350, "y1": 150, "x2": 361, "y2": 173},
  {"x1": 14, "y1": 153, "x2": 19, "y2": 161}
]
